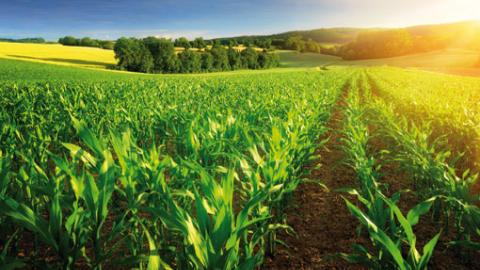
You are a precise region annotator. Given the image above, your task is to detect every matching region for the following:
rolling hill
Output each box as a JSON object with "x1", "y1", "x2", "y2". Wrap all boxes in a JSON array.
[{"x1": 216, "y1": 20, "x2": 480, "y2": 50}]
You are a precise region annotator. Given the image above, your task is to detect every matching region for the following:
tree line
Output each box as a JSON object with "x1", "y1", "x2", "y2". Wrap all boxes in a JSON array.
[
  {"x1": 113, "y1": 37, "x2": 279, "y2": 73},
  {"x1": 0, "y1": 37, "x2": 46, "y2": 43},
  {"x1": 57, "y1": 35, "x2": 213, "y2": 51},
  {"x1": 281, "y1": 36, "x2": 337, "y2": 54},
  {"x1": 335, "y1": 29, "x2": 448, "y2": 60},
  {"x1": 218, "y1": 29, "x2": 464, "y2": 60},
  {"x1": 58, "y1": 36, "x2": 115, "y2": 49}
]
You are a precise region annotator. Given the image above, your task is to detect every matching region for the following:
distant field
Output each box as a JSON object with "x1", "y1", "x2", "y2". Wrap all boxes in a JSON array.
[
  {"x1": 1, "y1": 42, "x2": 479, "y2": 75},
  {"x1": 276, "y1": 50, "x2": 341, "y2": 67},
  {"x1": 0, "y1": 41, "x2": 116, "y2": 69},
  {"x1": 351, "y1": 48, "x2": 479, "y2": 68},
  {"x1": 277, "y1": 48, "x2": 480, "y2": 76}
]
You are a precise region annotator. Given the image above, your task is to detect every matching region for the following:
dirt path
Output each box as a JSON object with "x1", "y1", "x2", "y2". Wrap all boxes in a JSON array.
[{"x1": 263, "y1": 85, "x2": 366, "y2": 269}]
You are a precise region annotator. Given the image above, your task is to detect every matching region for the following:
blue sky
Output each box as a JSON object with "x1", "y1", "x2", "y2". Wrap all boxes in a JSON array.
[{"x1": 1, "y1": 0, "x2": 479, "y2": 40}]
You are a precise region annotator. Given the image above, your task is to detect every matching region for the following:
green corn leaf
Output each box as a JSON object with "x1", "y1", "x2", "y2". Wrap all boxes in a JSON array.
[
  {"x1": 417, "y1": 232, "x2": 441, "y2": 269},
  {"x1": 144, "y1": 227, "x2": 172, "y2": 270},
  {"x1": 406, "y1": 197, "x2": 435, "y2": 226}
]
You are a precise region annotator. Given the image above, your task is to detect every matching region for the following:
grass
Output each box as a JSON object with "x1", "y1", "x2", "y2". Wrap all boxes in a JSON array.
[{"x1": 276, "y1": 50, "x2": 342, "y2": 67}]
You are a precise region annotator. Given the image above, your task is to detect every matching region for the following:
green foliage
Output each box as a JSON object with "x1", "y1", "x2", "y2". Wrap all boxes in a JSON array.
[
  {"x1": 210, "y1": 43, "x2": 230, "y2": 71},
  {"x1": 58, "y1": 36, "x2": 79, "y2": 46},
  {"x1": 339, "y1": 75, "x2": 441, "y2": 269},
  {"x1": 58, "y1": 36, "x2": 114, "y2": 49},
  {"x1": 339, "y1": 30, "x2": 414, "y2": 60},
  {"x1": 0, "y1": 37, "x2": 45, "y2": 43},
  {"x1": 174, "y1": 37, "x2": 191, "y2": 49},
  {"x1": 192, "y1": 37, "x2": 206, "y2": 49},
  {"x1": 113, "y1": 37, "x2": 278, "y2": 73},
  {"x1": 79, "y1": 37, "x2": 100, "y2": 47},
  {"x1": 240, "y1": 46, "x2": 258, "y2": 69},
  {"x1": 178, "y1": 49, "x2": 201, "y2": 73},
  {"x1": 0, "y1": 65, "x2": 346, "y2": 268},
  {"x1": 114, "y1": 37, "x2": 154, "y2": 73},
  {"x1": 227, "y1": 46, "x2": 242, "y2": 70}
]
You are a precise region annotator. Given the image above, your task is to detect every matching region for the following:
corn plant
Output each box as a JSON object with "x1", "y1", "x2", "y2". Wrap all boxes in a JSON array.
[
  {"x1": 339, "y1": 78, "x2": 441, "y2": 269},
  {"x1": 370, "y1": 97, "x2": 480, "y2": 250}
]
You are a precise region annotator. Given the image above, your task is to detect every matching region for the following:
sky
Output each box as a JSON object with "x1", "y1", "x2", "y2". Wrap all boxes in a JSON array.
[{"x1": 1, "y1": 0, "x2": 479, "y2": 40}]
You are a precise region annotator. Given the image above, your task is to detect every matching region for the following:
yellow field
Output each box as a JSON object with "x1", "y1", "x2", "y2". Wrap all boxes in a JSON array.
[
  {"x1": 0, "y1": 42, "x2": 267, "y2": 70},
  {"x1": 1, "y1": 42, "x2": 479, "y2": 77},
  {"x1": 0, "y1": 42, "x2": 116, "y2": 69}
]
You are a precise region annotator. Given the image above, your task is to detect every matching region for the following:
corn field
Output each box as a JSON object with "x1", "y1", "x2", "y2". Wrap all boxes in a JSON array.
[{"x1": 0, "y1": 60, "x2": 479, "y2": 269}]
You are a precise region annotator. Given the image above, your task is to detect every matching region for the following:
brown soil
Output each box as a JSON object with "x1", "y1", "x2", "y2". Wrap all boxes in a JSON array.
[
  {"x1": 367, "y1": 86, "x2": 480, "y2": 270},
  {"x1": 263, "y1": 90, "x2": 367, "y2": 269},
  {"x1": 264, "y1": 78, "x2": 480, "y2": 270}
]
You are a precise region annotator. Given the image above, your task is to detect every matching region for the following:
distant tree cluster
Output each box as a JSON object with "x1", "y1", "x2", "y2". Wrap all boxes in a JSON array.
[
  {"x1": 0, "y1": 37, "x2": 45, "y2": 43},
  {"x1": 281, "y1": 36, "x2": 339, "y2": 55},
  {"x1": 113, "y1": 37, "x2": 279, "y2": 73},
  {"x1": 336, "y1": 30, "x2": 449, "y2": 60},
  {"x1": 58, "y1": 36, "x2": 115, "y2": 49},
  {"x1": 213, "y1": 36, "x2": 334, "y2": 54},
  {"x1": 210, "y1": 38, "x2": 273, "y2": 49}
]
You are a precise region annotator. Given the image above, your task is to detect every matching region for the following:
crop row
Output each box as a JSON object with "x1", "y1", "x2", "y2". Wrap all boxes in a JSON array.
[
  {"x1": 338, "y1": 71, "x2": 479, "y2": 269},
  {"x1": 0, "y1": 70, "x2": 349, "y2": 269}
]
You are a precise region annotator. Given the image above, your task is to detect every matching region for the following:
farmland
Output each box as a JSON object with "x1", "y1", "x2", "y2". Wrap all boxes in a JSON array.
[
  {"x1": 1, "y1": 44, "x2": 480, "y2": 270},
  {"x1": 3, "y1": 41, "x2": 480, "y2": 77},
  {"x1": 0, "y1": 42, "x2": 116, "y2": 69}
]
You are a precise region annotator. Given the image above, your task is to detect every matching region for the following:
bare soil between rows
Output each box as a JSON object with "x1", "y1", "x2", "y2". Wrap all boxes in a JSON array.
[
  {"x1": 263, "y1": 78, "x2": 480, "y2": 269},
  {"x1": 263, "y1": 89, "x2": 367, "y2": 269}
]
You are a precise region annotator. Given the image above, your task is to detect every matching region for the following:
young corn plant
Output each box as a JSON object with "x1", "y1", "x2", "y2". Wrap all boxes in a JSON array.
[
  {"x1": 342, "y1": 193, "x2": 441, "y2": 270},
  {"x1": 146, "y1": 160, "x2": 282, "y2": 269},
  {"x1": 370, "y1": 98, "x2": 480, "y2": 250},
  {"x1": 340, "y1": 80, "x2": 441, "y2": 269}
]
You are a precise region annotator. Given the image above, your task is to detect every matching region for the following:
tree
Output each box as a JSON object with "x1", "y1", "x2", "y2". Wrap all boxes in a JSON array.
[
  {"x1": 305, "y1": 39, "x2": 321, "y2": 53},
  {"x1": 255, "y1": 39, "x2": 272, "y2": 49},
  {"x1": 80, "y1": 37, "x2": 100, "y2": 47},
  {"x1": 229, "y1": 39, "x2": 238, "y2": 47},
  {"x1": 338, "y1": 29, "x2": 414, "y2": 60},
  {"x1": 227, "y1": 47, "x2": 241, "y2": 70},
  {"x1": 241, "y1": 46, "x2": 258, "y2": 69},
  {"x1": 113, "y1": 37, "x2": 153, "y2": 73},
  {"x1": 178, "y1": 49, "x2": 201, "y2": 73},
  {"x1": 210, "y1": 44, "x2": 229, "y2": 71},
  {"x1": 113, "y1": 36, "x2": 278, "y2": 74},
  {"x1": 99, "y1": 40, "x2": 114, "y2": 50},
  {"x1": 284, "y1": 36, "x2": 305, "y2": 52},
  {"x1": 258, "y1": 50, "x2": 279, "y2": 69},
  {"x1": 204, "y1": 39, "x2": 213, "y2": 46},
  {"x1": 242, "y1": 39, "x2": 253, "y2": 47},
  {"x1": 201, "y1": 51, "x2": 214, "y2": 71},
  {"x1": 142, "y1": 37, "x2": 178, "y2": 73},
  {"x1": 58, "y1": 36, "x2": 78, "y2": 46},
  {"x1": 192, "y1": 37, "x2": 206, "y2": 49},
  {"x1": 174, "y1": 37, "x2": 191, "y2": 49}
]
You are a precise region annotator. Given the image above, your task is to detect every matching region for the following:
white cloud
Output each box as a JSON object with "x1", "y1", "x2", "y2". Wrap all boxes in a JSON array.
[{"x1": 79, "y1": 28, "x2": 212, "y2": 40}]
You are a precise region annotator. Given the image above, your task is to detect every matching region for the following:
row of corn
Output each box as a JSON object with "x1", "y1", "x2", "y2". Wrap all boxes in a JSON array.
[
  {"x1": 0, "y1": 71, "x2": 348, "y2": 269},
  {"x1": 338, "y1": 73, "x2": 442, "y2": 270}
]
